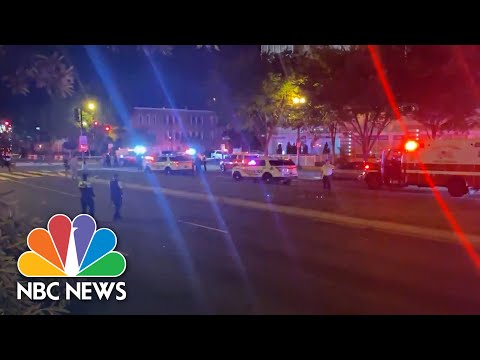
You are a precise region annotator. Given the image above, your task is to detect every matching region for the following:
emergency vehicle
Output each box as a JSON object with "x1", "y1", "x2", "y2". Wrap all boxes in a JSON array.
[
  {"x1": 220, "y1": 152, "x2": 262, "y2": 172},
  {"x1": 143, "y1": 153, "x2": 194, "y2": 175},
  {"x1": 232, "y1": 157, "x2": 298, "y2": 184},
  {"x1": 363, "y1": 138, "x2": 480, "y2": 197}
]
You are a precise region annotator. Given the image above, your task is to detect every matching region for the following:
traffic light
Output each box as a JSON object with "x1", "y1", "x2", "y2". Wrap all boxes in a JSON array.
[
  {"x1": 74, "y1": 108, "x2": 82, "y2": 122},
  {"x1": 105, "y1": 125, "x2": 111, "y2": 132},
  {"x1": 93, "y1": 121, "x2": 99, "y2": 126}
]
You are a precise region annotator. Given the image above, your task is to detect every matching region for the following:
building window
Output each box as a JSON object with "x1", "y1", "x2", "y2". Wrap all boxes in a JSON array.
[
  {"x1": 146, "y1": 114, "x2": 150, "y2": 125},
  {"x1": 200, "y1": 116, "x2": 204, "y2": 125},
  {"x1": 153, "y1": 115, "x2": 157, "y2": 125},
  {"x1": 190, "y1": 116, "x2": 194, "y2": 125},
  {"x1": 164, "y1": 116, "x2": 168, "y2": 125},
  {"x1": 138, "y1": 115, "x2": 143, "y2": 125},
  {"x1": 200, "y1": 131, "x2": 204, "y2": 140},
  {"x1": 210, "y1": 116, "x2": 215, "y2": 125}
]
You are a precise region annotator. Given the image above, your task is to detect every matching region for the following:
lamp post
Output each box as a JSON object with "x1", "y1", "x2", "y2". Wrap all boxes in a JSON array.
[
  {"x1": 292, "y1": 96, "x2": 306, "y2": 168},
  {"x1": 79, "y1": 101, "x2": 96, "y2": 170}
]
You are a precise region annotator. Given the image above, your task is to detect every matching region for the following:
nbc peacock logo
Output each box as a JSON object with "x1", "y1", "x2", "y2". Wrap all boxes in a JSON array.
[{"x1": 17, "y1": 214, "x2": 127, "y2": 301}]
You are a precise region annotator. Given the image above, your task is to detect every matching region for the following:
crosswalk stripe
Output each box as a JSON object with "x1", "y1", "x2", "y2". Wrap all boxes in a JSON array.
[
  {"x1": 0, "y1": 170, "x2": 67, "y2": 181},
  {"x1": 23, "y1": 170, "x2": 60, "y2": 177},
  {"x1": 15, "y1": 171, "x2": 43, "y2": 177},
  {"x1": 0, "y1": 172, "x2": 31, "y2": 179}
]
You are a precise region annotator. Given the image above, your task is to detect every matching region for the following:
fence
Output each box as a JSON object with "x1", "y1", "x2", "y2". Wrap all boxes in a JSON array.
[{"x1": 269, "y1": 154, "x2": 331, "y2": 166}]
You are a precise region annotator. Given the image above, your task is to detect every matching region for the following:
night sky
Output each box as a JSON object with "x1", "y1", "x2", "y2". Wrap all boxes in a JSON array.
[{"x1": 0, "y1": 45, "x2": 260, "y2": 127}]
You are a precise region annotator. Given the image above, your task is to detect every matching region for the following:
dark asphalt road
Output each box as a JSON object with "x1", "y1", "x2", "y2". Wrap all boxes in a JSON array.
[{"x1": 2, "y1": 168, "x2": 480, "y2": 314}]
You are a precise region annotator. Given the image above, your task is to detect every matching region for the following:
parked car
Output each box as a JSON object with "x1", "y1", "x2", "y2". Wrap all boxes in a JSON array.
[{"x1": 211, "y1": 150, "x2": 228, "y2": 159}]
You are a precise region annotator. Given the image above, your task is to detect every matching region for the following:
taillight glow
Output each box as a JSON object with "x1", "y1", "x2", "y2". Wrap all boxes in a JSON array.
[{"x1": 365, "y1": 164, "x2": 370, "y2": 170}]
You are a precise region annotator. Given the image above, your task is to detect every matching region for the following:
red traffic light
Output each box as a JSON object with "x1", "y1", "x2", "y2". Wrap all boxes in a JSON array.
[
  {"x1": 93, "y1": 121, "x2": 99, "y2": 126},
  {"x1": 105, "y1": 125, "x2": 111, "y2": 132}
]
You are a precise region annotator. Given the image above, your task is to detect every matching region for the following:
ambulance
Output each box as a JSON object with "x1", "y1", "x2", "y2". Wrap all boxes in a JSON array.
[{"x1": 363, "y1": 138, "x2": 480, "y2": 197}]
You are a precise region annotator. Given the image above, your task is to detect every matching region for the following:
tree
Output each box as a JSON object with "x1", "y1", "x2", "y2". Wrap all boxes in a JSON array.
[
  {"x1": 313, "y1": 46, "x2": 414, "y2": 160},
  {"x1": 0, "y1": 45, "x2": 219, "y2": 99},
  {"x1": 1, "y1": 47, "x2": 74, "y2": 98},
  {"x1": 395, "y1": 45, "x2": 480, "y2": 139},
  {"x1": 242, "y1": 73, "x2": 306, "y2": 155}
]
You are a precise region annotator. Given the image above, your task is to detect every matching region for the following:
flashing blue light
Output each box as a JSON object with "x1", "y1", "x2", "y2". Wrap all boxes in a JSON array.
[
  {"x1": 186, "y1": 148, "x2": 196, "y2": 156},
  {"x1": 134, "y1": 145, "x2": 147, "y2": 155}
]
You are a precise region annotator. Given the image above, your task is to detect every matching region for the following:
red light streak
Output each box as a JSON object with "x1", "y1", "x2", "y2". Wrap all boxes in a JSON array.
[{"x1": 368, "y1": 45, "x2": 480, "y2": 268}]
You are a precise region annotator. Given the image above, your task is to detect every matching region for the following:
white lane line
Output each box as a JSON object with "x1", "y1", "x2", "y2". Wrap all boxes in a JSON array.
[
  {"x1": 178, "y1": 220, "x2": 228, "y2": 234},
  {"x1": 6, "y1": 179, "x2": 79, "y2": 197}
]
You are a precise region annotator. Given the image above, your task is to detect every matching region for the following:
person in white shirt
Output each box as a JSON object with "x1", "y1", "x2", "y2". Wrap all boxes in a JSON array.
[
  {"x1": 70, "y1": 155, "x2": 79, "y2": 180},
  {"x1": 320, "y1": 159, "x2": 335, "y2": 190}
]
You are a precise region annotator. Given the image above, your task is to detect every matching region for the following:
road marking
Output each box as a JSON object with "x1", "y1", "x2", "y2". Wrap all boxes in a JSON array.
[
  {"x1": 0, "y1": 172, "x2": 31, "y2": 179},
  {"x1": 23, "y1": 170, "x2": 61, "y2": 177},
  {"x1": 9, "y1": 176, "x2": 480, "y2": 247},
  {"x1": 102, "y1": 179, "x2": 480, "y2": 247},
  {"x1": 178, "y1": 220, "x2": 228, "y2": 234},
  {"x1": 5, "y1": 179, "x2": 79, "y2": 197}
]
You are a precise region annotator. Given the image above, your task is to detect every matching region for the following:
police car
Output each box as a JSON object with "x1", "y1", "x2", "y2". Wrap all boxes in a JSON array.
[
  {"x1": 232, "y1": 157, "x2": 298, "y2": 184},
  {"x1": 143, "y1": 153, "x2": 194, "y2": 175}
]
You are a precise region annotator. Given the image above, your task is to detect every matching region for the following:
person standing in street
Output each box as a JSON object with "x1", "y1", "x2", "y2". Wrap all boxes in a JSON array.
[
  {"x1": 320, "y1": 159, "x2": 335, "y2": 191},
  {"x1": 78, "y1": 173, "x2": 95, "y2": 217},
  {"x1": 70, "y1": 155, "x2": 79, "y2": 180},
  {"x1": 322, "y1": 142, "x2": 330, "y2": 162},
  {"x1": 202, "y1": 154, "x2": 207, "y2": 172},
  {"x1": 110, "y1": 173, "x2": 123, "y2": 221},
  {"x1": 195, "y1": 154, "x2": 202, "y2": 174},
  {"x1": 2, "y1": 149, "x2": 12, "y2": 173}
]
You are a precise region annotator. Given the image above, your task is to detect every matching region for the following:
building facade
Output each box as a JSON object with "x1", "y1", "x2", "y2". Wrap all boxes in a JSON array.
[
  {"x1": 131, "y1": 107, "x2": 223, "y2": 152},
  {"x1": 261, "y1": 45, "x2": 350, "y2": 55},
  {"x1": 269, "y1": 116, "x2": 480, "y2": 161}
]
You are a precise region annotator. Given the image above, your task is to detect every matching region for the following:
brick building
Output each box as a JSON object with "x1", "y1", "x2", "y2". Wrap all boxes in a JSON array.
[{"x1": 131, "y1": 107, "x2": 223, "y2": 152}]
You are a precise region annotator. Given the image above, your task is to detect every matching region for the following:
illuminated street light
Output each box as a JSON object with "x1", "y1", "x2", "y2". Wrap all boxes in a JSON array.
[
  {"x1": 292, "y1": 97, "x2": 306, "y2": 104},
  {"x1": 87, "y1": 101, "x2": 96, "y2": 111}
]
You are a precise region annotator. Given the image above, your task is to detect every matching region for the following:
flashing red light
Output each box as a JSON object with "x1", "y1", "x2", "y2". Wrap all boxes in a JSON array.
[
  {"x1": 105, "y1": 125, "x2": 111, "y2": 132},
  {"x1": 364, "y1": 164, "x2": 370, "y2": 170},
  {"x1": 145, "y1": 156, "x2": 154, "y2": 161},
  {"x1": 4, "y1": 121, "x2": 10, "y2": 126},
  {"x1": 405, "y1": 140, "x2": 419, "y2": 152}
]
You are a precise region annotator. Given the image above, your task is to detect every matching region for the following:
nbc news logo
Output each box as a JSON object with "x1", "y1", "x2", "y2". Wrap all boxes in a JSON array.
[{"x1": 17, "y1": 214, "x2": 127, "y2": 301}]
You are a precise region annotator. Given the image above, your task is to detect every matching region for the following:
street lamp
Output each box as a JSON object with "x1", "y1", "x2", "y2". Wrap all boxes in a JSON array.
[
  {"x1": 292, "y1": 96, "x2": 306, "y2": 167},
  {"x1": 79, "y1": 100, "x2": 97, "y2": 170}
]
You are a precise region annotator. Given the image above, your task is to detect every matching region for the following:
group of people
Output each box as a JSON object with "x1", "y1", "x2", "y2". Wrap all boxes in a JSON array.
[
  {"x1": 62, "y1": 154, "x2": 123, "y2": 221},
  {"x1": 194, "y1": 153, "x2": 207, "y2": 172},
  {"x1": 103, "y1": 152, "x2": 119, "y2": 167},
  {"x1": 277, "y1": 142, "x2": 310, "y2": 155},
  {"x1": 77, "y1": 172, "x2": 124, "y2": 222}
]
